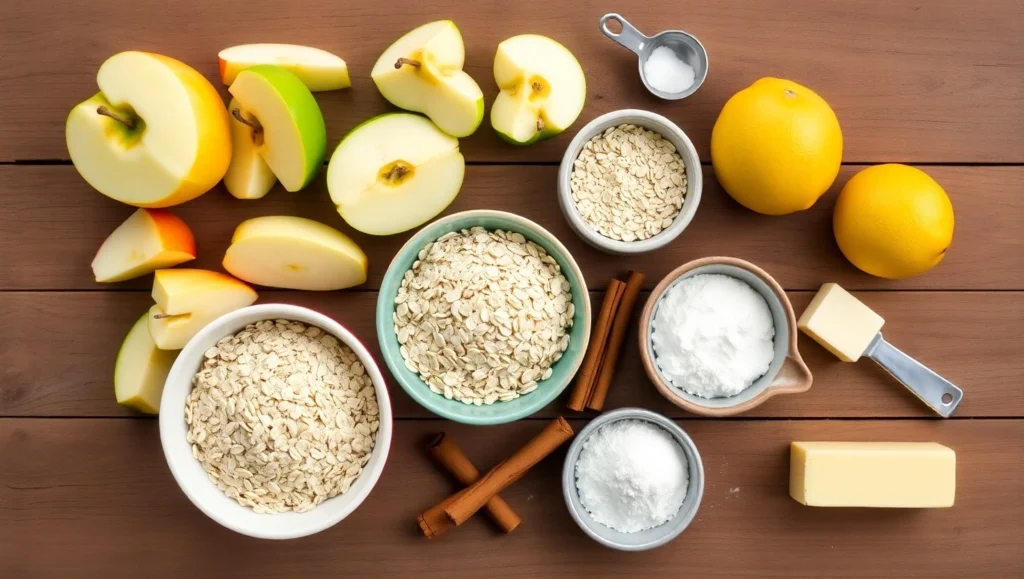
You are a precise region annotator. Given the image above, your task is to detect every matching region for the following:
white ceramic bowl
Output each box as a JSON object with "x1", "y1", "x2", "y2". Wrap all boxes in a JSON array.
[
  {"x1": 159, "y1": 304, "x2": 393, "y2": 539},
  {"x1": 557, "y1": 109, "x2": 702, "y2": 254}
]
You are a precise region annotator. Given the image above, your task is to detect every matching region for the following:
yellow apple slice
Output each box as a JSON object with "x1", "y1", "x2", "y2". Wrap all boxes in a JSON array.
[
  {"x1": 149, "y1": 269, "x2": 258, "y2": 350},
  {"x1": 92, "y1": 208, "x2": 196, "y2": 283},
  {"x1": 66, "y1": 51, "x2": 231, "y2": 207},
  {"x1": 223, "y1": 216, "x2": 368, "y2": 291},
  {"x1": 223, "y1": 98, "x2": 277, "y2": 200},
  {"x1": 371, "y1": 20, "x2": 484, "y2": 137},
  {"x1": 327, "y1": 113, "x2": 464, "y2": 235},
  {"x1": 219, "y1": 44, "x2": 351, "y2": 91},
  {"x1": 491, "y1": 35, "x2": 587, "y2": 145},
  {"x1": 115, "y1": 313, "x2": 178, "y2": 414},
  {"x1": 228, "y1": 65, "x2": 327, "y2": 192}
]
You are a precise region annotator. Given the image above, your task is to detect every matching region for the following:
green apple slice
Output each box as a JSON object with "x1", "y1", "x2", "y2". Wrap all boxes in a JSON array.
[
  {"x1": 491, "y1": 34, "x2": 587, "y2": 145},
  {"x1": 327, "y1": 113, "x2": 465, "y2": 236},
  {"x1": 114, "y1": 313, "x2": 178, "y2": 414},
  {"x1": 228, "y1": 65, "x2": 326, "y2": 192},
  {"x1": 223, "y1": 216, "x2": 368, "y2": 291},
  {"x1": 371, "y1": 20, "x2": 484, "y2": 138},
  {"x1": 223, "y1": 98, "x2": 277, "y2": 199}
]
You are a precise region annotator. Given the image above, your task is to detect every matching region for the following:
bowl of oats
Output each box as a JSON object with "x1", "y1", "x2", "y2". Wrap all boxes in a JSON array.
[
  {"x1": 557, "y1": 109, "x2": 702, "y2": 254},
  {"x1": 159, "y1": 304, "x2": 392, "y2": 539},
  {"x1": 377, "y1": 209, "x2": 592, "y2": 425}
]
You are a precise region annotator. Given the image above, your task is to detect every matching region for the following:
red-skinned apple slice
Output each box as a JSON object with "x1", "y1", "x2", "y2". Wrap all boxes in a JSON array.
[{"x1": 92, "y1": 208, "x2": 196, "y2": 283}]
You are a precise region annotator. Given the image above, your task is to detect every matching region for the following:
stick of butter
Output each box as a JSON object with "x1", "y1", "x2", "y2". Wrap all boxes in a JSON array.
[
  {"x1": 797, "y1": 283, "x2": 964, "y2": 417},
  {"x1": 798, "y1": 283, "x2": 883, "y2": 362},
  {"x1": 790, "y1": 441, "x2": 956, "y2": 507}
]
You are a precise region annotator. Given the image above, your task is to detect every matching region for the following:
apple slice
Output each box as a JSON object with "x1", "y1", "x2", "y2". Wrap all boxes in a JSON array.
[
  {"x1": 371, "y1": 20, "x2": 484, "y2": 137},
  {"x1": 92, "y1": 208, "x2": 196, "y2": 283},
  {"x1": 219, "y1": 44, "x2": 351, "y2": 91},
  {"x1": 66, "y1": 51, "x2": 231, "y2": 207},
  {"x1": 491, "y1": 35, "x2": 587, "y2": 145},
  {"x1": 148, "y1": 269, "x2": 258, "y2": 350},
  {"x1": 327, "y1": 113, "x2": 464, "y2": 236},
  {"x1": 115, "y1": 313, "x2": 178, "y2": 414},
  {"x1": 223, "y1": 98, "x2": 277, "y2": 200},
  {"x1": 228, "y1": 65, "x2": 326, "y2": 192},
  {"x1": 223, "y1": 216, "x2": 368, "y2": 290}
]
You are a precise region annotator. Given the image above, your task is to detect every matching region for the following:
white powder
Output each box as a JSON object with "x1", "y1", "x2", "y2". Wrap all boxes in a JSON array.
[
  {"x1": 643, "y1": 46, "x2": 696, "y2": 94},
  {"x1": 575, "y1": 420, "x2": 689, "y2": 533},
  {"x1": 651, "y1": 274, "x2": 775, "y2": 398}
]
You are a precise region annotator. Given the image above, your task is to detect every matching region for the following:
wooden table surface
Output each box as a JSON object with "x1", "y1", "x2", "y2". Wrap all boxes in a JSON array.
[{"x1": 2, "y1": 1, "x2": 1022, "y2": 577}]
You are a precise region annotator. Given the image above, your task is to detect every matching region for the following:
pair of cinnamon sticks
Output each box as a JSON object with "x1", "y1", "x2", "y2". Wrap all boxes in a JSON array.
[
  {"x1": 418, "y1": 417, "x2": 574, "y2": 538},
  {"x1": 567, "y1": 271, "x2": 646, "y2": 412}
]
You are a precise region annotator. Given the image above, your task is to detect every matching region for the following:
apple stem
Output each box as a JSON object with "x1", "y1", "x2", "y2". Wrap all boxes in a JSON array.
[
  {"x1": 232, "y1": 108, "x2": 262, "y2": 131},
  {"x1": 537, "y1": 118, "x2": 545, "y2": 131},
  {"x1": 395, "y1": 57, "x2": 421, "y2": 69},
  {"x1": 152, "y1": 313, "x2": 173, "y2": 320},
  {"x1": 96, "y1": 106, "x2": 136, "y2": 129}
]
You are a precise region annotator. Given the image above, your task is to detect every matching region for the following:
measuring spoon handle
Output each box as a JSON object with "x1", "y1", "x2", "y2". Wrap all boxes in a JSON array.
[
  {"x1": 865, "y1": 333, "x2": 964, "y2": 418},
  {"x1": 600, "y1": 13, "x2": 650, "y2": 56}
]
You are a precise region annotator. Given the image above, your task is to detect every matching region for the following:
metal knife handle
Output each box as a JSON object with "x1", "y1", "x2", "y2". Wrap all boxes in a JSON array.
[{"x1": 865, "y1": 333, "x2": 964, "y2": 418}]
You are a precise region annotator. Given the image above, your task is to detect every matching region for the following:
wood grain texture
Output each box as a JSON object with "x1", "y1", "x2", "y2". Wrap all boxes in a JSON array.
[
  {"x1": 1, "y1": 419, "x2": 1020, "y2": 579},
  {"x1": 2, "y1": 291, "x2": 1020, "y2": 418},
  {"x1": 2, "y1": 165, "x2": 1022, "y2": 291},
  {"x1": 1, "y1": 0, "x2": 1021, "y2": 163}
]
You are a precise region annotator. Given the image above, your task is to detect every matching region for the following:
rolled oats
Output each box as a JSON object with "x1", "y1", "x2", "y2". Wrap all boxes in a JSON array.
[
  {"x1": 570, "y1": 124, "x2": 687, "y2": 242},
  {"x1": 186, "y1": 319, "x2": 380, "y2": 514},
  {"x1": 394, "y1": 227, "x2": 573, "y2": 405}
]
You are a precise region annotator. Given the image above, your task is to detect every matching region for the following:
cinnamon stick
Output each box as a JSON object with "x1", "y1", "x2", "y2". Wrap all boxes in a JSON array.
[
  {"x1": 440, "y1": 417, "x2": 574, "y2": 526},
  {"x1": 586, "y1": 271, "x2": 645, "y2": 411},
  {"x1": 422, "y1": 433, "x2": 521, "y2": 535},
  {"x1": 566, "y1": 278, "x2": 626, "y2": 411}
]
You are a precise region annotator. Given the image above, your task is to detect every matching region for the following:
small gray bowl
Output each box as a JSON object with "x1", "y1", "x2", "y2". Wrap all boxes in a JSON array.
[
  {"x1": 562, "y1": 408, "x2": 704, "y2": 551},
  {"x1": 557, "y1": 109, "x2": 702, "y2": 255}
]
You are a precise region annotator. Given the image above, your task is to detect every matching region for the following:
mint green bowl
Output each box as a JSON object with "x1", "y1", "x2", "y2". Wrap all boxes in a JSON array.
[{"x1": 376, "y1": 210, "x2": 592, "y2": 425}]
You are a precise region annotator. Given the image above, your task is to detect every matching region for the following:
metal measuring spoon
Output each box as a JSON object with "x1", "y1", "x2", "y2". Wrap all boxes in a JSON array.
[{"x1": 600, "y1": 13, "x2": 708, "y2": 100}]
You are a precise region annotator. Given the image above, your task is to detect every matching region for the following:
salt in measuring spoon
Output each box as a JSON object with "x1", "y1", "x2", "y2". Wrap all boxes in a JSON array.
[{"x1": 600, "y1": 13, "x2": 708, "y2": 100}]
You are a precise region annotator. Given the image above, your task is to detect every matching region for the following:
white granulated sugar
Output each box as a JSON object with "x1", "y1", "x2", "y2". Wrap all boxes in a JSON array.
[
  {"x1": 575, "y1": 420, "x2": 689, "y2": 533},
  {"x1": 651, "y1": 274, "x2": 775, "y2": 398},
  {"x1": 643, "y1": 46, "x2": 696, "y2": 94}
]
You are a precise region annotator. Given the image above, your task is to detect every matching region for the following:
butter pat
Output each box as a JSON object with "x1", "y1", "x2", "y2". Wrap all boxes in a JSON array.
[
  {"x1": 798, "y1": 283, "x2": 884, "y2": 361},
  {"x1": 790, "y1": 442, "x2": 955, "y2": 507}
]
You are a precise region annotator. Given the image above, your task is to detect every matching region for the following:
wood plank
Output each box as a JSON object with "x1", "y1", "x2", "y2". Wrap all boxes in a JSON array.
[
  {"x1": 1, "y1": 418, "x2": 1020, "y2": 578},
  {"x1": 2, "y1": 291, "x2": 1019, "y2": 418},
  {"x1": 2, "y1": 165, "x2": 1022, "y2": 291},
  {"x1": 1, "y1": 0, "x2": 1021, "y2": 163}
]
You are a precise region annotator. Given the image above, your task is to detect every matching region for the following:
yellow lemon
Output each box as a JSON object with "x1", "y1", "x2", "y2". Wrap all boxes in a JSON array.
[
  {"x1": 711, "y1": 78, "x2": 843, "y2": 215},
  {"x1": 834, "y1": 164, "x2": 954, "y2": 279}
]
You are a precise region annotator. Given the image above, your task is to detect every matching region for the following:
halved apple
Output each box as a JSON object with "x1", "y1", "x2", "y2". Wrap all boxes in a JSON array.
[
  {"x1": 327, "y1": 113, "x2": 464, "y2": 236},
  {"x1": 219, "y1": 44, "x2": 351, "y2": 91},
  {"x1": 228, "y1": 65, "x2": 326, "y2": 192},
  {"x1": 223, "y1": 98, "x2": 277, "y2": 200},
  {"x1": 115, "y1": 313, "x2": 177, "y2": 414},
  {"x1": 148, "y1": 269, "x2": 257, "y2": 350},
  {"x1": 223, "y1": 216, "x2": 367, "y2": 290},
  {"x1": 371, "y1": 20, "x2": 484, "y2": 137},
  {"x1": 491, "y1": 35, "x2": 586, "y2": 145},
  {"x1": 92, "y1": 208, "x2": 196, "y2": 282},
  {"x1": 66, "y1": 51, "x2": 231, "y2": 207}
]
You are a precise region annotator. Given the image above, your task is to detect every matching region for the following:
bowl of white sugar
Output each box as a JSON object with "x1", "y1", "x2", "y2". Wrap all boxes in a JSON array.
[
  {"x1": 638, "y1": 256, "x2": 813, "y2": 416},
  {"x1": 562, "y1": 408, "x2": 704, "y2": 550}
]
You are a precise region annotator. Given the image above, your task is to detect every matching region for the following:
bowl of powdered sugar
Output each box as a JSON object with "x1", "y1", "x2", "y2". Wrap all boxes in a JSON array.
[
  {"x1": 639, "y1": 256, "x2": 812, "y2": 417},
  {"x1": 563, "y1": 408, "x2": 704, "y2": 550}
]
